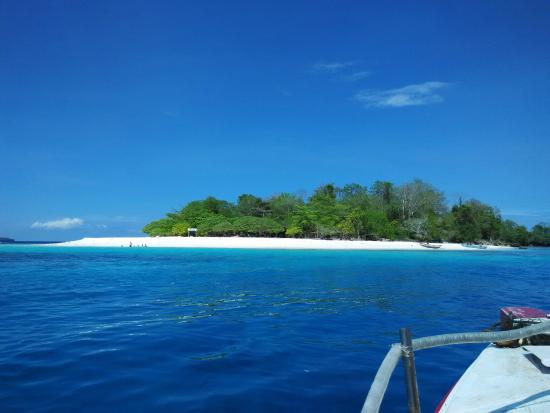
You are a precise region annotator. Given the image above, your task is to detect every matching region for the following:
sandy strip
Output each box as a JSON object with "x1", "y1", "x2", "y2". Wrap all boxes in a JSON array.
[{"x1": 53, "y1": 237, "x2": 514, "y2": 251}]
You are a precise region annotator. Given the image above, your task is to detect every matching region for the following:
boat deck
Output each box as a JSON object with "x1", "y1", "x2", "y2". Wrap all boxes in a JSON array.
[{"x1": 438, "y1": 344, "x2": 550, "y2": 412}]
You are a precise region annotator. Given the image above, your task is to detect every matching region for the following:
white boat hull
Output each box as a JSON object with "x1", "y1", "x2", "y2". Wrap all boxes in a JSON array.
[{"x1": 437, "y1": 344, "x2": 550, "y2": 412}]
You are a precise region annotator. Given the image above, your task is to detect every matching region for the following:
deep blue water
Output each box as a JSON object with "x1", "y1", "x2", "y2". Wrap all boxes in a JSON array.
[{"x1": 1, "y1": 246, "x2": 549, "y2": 412}]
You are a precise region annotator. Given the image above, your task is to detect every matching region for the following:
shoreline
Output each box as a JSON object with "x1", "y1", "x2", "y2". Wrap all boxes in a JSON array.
[{"x1": 52, "y1": 237, "x2": 515, "y2": 251}]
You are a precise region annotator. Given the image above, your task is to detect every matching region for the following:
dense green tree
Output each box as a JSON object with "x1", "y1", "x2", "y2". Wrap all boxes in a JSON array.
[
  {"x1": 530, "y1": 223, "x2": 550, "y2": 246},
  {"x1": 287, "y1": 205, "x2": 316, "y2": 237},
  {"x1": 285, "y1": 225, "x2": 304, "y2": 238},
  {"x1": 197, "y1": 215, "x2": 227, "y2": 235},
  {"x1": 142, "y1": 181, "x2": 542, "y2": 246},
  {"x1": 370, "y1": 181, "x2": 400, "y2": 221},
  {"x1": 237, "y1": 194, "x2": 267, "y2": 217},
  {"x1": 450, "y1": 200, "x2": 500, "y2": 243},
  {"x1": 178, "y1": 201, "x2": 214, "y2": 227},
  {"x1": 371, "y1": 181, "x2": 393, "y2": 205},
  {"x1": 171, "y1": 222, "x2": 191, "y2": 236},
  {"x1": 500, "y1": 220, "x2": 529, "y2": 246},
  {"x1": 425, "y1": 213, "x2": 446, "y2": 242},
  {"x1": 450, "y1": 203, "x2": 482, "y2": 242},
  {"x1": 233, "y1": 216, "x2": 284, "y2": 236},
  {"x1": 210, "y1": 221, "x2": 236, "y2": 236},
  {"x1": 338, "y1": 184, "x2": 370, "y2": 210},
  {"x1": 143, "y1": 217, "x2": 176, "y2": 236},
  {"x1": 203, "y1": 196, "x2": 236, "y2": 217},
  {"x1": 266, "y1": 193, "x2": 303, "y2": 227},
  {"x1": 470, "y1": 200, "x2": 501, "y2": 240},
  {"x1": 363, "y1": 209, "x2": 397, "y2": 240},
  {"x1": 257, "y1": 218, "x2": 285, "y2": 236},
  {"x1": 308, "y1": 184, "x2": 341, "y2": 237},
  {"x1": 338, "y1": 208, "x2": 366, "y2": 239}
]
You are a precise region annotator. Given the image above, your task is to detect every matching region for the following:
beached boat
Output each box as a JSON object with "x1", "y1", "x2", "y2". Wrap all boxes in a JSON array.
[
  {"x1": 362, "y1": 306, "x2": 550, "y2": 413},
  {"x1": 420, "y1": 242, "x2": 442, "y2": 249}
]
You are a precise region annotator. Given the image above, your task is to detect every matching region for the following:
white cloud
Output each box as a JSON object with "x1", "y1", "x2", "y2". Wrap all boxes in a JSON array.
[
  {"x1": 339, "y1": 71, "x2": 371, "y2": 82},
  {"x1": 354, "y1": 81, "x2": 451, "y2": 108},
  {"x1": 31, "y1": 217, "x2": 84, "y2": 230},
  {"x1": 312, "y1": 61, "x2": 354, "y2": 73}
]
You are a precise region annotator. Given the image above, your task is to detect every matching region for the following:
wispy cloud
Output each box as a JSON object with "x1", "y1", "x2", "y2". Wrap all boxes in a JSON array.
[
  {"x1": 338, "y1": 71, "x2": 371, "y2": 82},
  {"x1": 501, "y1": 210, "x2": 550, "y2": 218},
  {"x1": 85, "y1": 214, "x2": 139, "y2": 224},
  {"x1": 31, "y1": 217, "x2": 84, "y2": 230},
  {"x1": 311, "y1": 61, "x2": 354, "y2": 73},
  {"x1": 354, "y1": 81, "x2": 451, "y2": 108},
  {"x1": 276, "y1": 87, "x2": 292, "y2": 97},
  {"x1": 162, "y1": 111, "x2": 178, "y2": 118}
]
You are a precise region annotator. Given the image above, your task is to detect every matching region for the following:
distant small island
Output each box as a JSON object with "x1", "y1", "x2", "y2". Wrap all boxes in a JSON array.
[
  {"x1": 0, "y1": 237, "x2": 15, "y2": 243},
  {"x1": 142, "y1": 179, "x2": 550, "y2": 247}
]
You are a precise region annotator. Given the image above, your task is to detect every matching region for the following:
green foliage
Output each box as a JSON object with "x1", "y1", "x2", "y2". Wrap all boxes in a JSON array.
[
  {"x1": 143, "y1": 217, "x2": 175, "y2": 236},
  {"x1": 233, "y1": 216, "x2": 284, "y2": 236},
  {"x1": 256, "y1": 217, "x2": 285, "y2": 236},
  {"x1": 266, "y1": 193, "x2": 303, "y2": 226},
  {"x1": 338, "y1": 208, "x2": 365, "y2": 239},
  {"x1": 308, "y1": 184, "x2": 342, "y2": 237},
  {"x1": 451, "y1": 200, "x2": 501, "y2": 243},
  {"x1": 450, "y1": 203, "x2": 481, "y2": 242},
  {"x1": 370, "y1": 181, "x2": 400, "y2": 221},
  {"x1": 425, "y1": 213, "x2": 445, "y2": 242},
  {"x1": 210, "y1": 221, "x2": 236, "y2": 236},
  {"x1": 530, "y1": 223, "x2": 550, "y2": 246},
  {"x1": 142, "y1": 181, "x2": 540, "y2": 246},
  {"x1": 237, "y1": 194, "x2": 266, "y2": 217},
  {"x1": 371, "y1": 181, "x2": 394, "y2": 205},
  {"x1": 171, "y1": 222, "x2": 190, "y2": 236},
  {"x1": 363, "y1": 209, "x2": 396, "y2": 240},
  {"x1": 338, "y1": 184, "x2": 369, "y2": 210},
  {"x1": 285, "y1": 225, "x2": 304, "y2": 238},
  {"x1": 197, "y1": 215, "x2": 227, "y2": 235},
  {"x1": 500, "y1": 220, "x2": 529, "y2": 246},
  {"x1": 203, "y1": 196, "x2": 235, "y2": 217},
  {"x1": 177, "y1": 201, "x2": 213, "y2": 227},
  {"x1": 288, "y1": 205, "x2": 316, "y2": 236}
]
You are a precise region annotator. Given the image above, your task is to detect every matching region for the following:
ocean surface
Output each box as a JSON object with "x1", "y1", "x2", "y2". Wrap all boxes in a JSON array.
[{"x1": 1, "y1": 246, "x2": 549, "y2": 412}]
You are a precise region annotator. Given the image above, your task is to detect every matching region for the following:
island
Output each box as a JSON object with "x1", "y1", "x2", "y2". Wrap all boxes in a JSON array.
[
  {"x1": 0, "y1": 237, "x2": 15, "y2": 243},
  {"x1": 125, "y1": 180, "x2": 548, "y2": 248}
]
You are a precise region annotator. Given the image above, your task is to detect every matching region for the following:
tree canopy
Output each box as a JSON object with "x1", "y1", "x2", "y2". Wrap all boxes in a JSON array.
[{"x1": 142, "y1": 179, "x2": 548, "y2": 246}]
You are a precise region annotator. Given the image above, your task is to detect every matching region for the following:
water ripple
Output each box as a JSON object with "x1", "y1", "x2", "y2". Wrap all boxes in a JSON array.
[{"x1": 1, "y1": 247, "x2": 549, "y2": 412}]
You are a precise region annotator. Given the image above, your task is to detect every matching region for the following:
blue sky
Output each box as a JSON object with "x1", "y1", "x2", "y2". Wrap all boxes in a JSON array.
[{"x1": 1, "y1": 0, "x2": 549, "y2": 240}]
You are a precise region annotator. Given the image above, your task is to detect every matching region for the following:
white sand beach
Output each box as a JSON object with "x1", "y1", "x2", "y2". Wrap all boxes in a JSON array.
[{"x1": 55, "y1": 237, "x2": 514, "y2": 251}]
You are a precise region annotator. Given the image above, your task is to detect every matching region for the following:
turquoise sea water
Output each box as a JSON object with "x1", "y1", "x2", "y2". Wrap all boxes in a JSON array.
[{"x1": 1, "y1": 246, "x2": 549, "y2": 412}]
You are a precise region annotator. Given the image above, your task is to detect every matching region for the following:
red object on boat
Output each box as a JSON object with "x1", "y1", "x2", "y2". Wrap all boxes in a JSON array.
[{"x1": 500, "y1": 306, "x2": 548, "y2": 330}]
